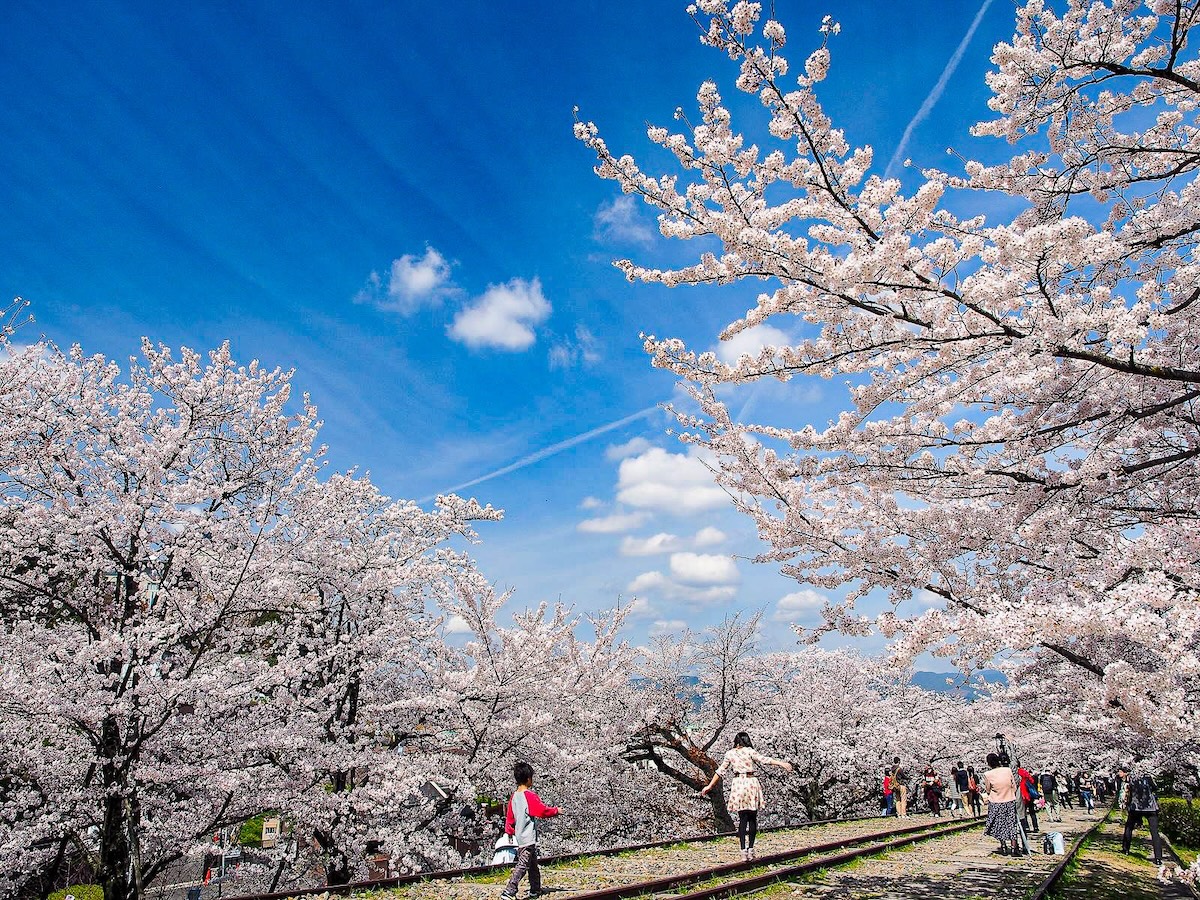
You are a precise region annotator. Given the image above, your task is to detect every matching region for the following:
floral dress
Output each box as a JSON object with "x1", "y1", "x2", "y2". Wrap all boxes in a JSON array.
[
  {"x1": 983, "y1": 767, "x2": 1021, "y2": 843},
  {"x1": 715, "y1": 746, "x2": 786, "y2": 812}
]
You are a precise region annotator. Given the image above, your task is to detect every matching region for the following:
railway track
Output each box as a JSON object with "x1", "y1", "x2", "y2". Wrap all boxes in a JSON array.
[
  {"x1": 226, "y1": 813, "x2": 877, "y2": 900},
  {"x1": 557, "y1": 816, "x2": 979, "y2": 900},
  {"x1": 228, "y1": 815, "x2": 982, "y2": 900},
  {"x1": 1027, "y1": 807, "x2": 1112, "y2": 900},
  {"x1": 795, "y1": 807, "x2": 1109, "y2": 900}
]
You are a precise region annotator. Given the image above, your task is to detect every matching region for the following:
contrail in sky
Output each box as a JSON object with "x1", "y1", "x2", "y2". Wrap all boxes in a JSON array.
[
  {"x1": 884, "y1": 0, "x2": 995, "y2": 179},
  {"x1": 429, "y1": 404, "x2": 661, "y2": 499}
]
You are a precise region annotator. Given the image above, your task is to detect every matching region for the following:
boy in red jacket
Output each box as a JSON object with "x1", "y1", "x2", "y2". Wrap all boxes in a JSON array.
[{"x1": 500, "y1": 761, "x2": 561, "y2": 900}]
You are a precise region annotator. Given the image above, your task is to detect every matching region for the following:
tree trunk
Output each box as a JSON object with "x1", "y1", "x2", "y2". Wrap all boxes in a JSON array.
[
  {"x1": 97, "y1": 716, "x2": 133, "y2": 900},
  {"x1": 707, "y1": 787, "x2": 735, "y2": 833},
  {"x1": 315, "y1": 825, "x2": 351, "y2": 887},
  {"x1": 325, "y1": 857, "x2": 351, "y2": 887},
  {"x1": 798, "y1": 781, "x2": 821, "y2": 821}
]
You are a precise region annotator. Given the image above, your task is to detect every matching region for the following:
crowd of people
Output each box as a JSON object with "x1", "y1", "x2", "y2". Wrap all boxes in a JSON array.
[
  {"x1": 880, "y1": 758, "x2": 1118, "y2": 828},
  {"x1": 491, "y1": 739, "x2": 1166, "y2": 892},
  {"x1": 879, "y1": 754, "x2": 1162, "y2": 863}
]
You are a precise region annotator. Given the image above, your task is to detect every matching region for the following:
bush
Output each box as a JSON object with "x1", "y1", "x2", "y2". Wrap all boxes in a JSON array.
[
  {"x1": 239, "y1": 812, "x2": 266, "y2": 846},
  {"x1": 1159, "y1": 798, "x2": 1200, "y2": 848},
  {"x1": 48, "y1": 885, "x2": 103, "y2": 900}
]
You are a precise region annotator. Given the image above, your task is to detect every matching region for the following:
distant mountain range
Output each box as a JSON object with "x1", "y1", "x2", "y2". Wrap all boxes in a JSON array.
[
  {"x1": 911, "y1": 670, "x2": 1007, "y2": 701},
  {"x1": 635, "y1": 670, "x2": 1008, "y2": 702}
]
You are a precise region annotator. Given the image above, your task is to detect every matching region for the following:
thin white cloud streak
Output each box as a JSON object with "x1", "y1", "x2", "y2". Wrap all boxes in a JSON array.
[
  {"x1": 884, "y1": 0, "x2": 995, "y2": 179},
  {"x1": 429, "y1": 405, "x2": 660, "y2": 499}
]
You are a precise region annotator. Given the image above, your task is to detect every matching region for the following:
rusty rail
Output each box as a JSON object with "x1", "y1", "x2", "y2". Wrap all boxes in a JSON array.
[
  {"x1": 566, "y1": 817, "x2": 980, "y2": 900},
  {"x1": 1027, "y1": 806, "x2": 1113, "y2": 900},
  {"x1": 223, "y1": 812, "x2": 882, "y2": 899}
]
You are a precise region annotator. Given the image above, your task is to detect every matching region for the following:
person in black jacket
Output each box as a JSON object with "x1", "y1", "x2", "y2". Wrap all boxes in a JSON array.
[
  {"x1": 1118, "y1": 765, "x2": 1163, "y2": 865},
  {"x1": 1039, "y1": 770, "x2": 1061, "y2": 822}
]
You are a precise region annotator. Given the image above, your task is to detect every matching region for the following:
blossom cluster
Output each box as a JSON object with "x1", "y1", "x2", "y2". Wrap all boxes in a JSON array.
[{"x1": 576, "y1": 0, "x2": 1200, "y2": 757}]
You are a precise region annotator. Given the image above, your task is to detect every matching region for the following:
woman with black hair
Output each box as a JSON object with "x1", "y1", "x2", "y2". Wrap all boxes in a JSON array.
[
  {"x1": 701, "y1": 732, "x2": 794, "y2": 861},
  {"x1": 923, "y1": 765, "x2": 943, "y2": 816},
  {"x1": 982, "y1": 752, "x2": 1023, "y2": 856}
]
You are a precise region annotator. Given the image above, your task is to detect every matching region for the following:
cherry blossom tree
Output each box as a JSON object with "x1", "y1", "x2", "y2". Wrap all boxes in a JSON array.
[
  {"x1": 576, "y1": 0, "x2": 1200, "y2": 746},
  {"x1": 0, "y1": 338, "x2": 498, "y2": 900},
  {"x1": 623, "y1": 614, "x2": 761, "y2": 831},
  {"x1": 239, "y1": 482, "x2": 501, "y2": 890},
  {"x1": 0, "y1": 330, "x2": 696, "y2": 898},
  {"x1": 206, "y1": 571, "x2": 647, "y2": 894},
  {"x1": 618, "y1": 617, "x2": 989, "y2": 827},
  {"x1": 419, "y1": 582, "x2": 669, "y2": 856},
  {"x1": 746, "y1": 649, "x2": 990, "y2": 819}
]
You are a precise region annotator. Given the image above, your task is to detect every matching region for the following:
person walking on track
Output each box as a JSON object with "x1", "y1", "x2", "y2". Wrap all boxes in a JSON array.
[
  {"x1": 966, "y1": 765, "x2": 983, "y2": 818},
  {"x1": 701, "y1": 732, "x2": 794, "y2": 861},
  {"x1": 1119, "y1": 765, "x2": 1164, "y2": 866},
  {"x1": 500, "y1": 761, "x2": 561, "y2": 900}
]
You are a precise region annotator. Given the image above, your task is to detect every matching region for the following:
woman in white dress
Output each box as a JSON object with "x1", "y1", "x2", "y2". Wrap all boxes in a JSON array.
[{"x1": 700, "y1": 732, "x2": 793, "y2": 860}]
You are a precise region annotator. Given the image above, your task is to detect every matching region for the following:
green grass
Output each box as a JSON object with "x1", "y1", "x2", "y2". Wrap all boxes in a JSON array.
[
  {"x1": 1172, "y1": 843, "x2": 1198, "y2": 867},
  {"x1": 1044, "y1": 811, "x2": 1167, "y2": 900}
]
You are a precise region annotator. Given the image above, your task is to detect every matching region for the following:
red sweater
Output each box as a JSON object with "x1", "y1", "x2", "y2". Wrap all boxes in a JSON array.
[{"x1": 505, "y1": 789, "x2": 560, "y2": 836}]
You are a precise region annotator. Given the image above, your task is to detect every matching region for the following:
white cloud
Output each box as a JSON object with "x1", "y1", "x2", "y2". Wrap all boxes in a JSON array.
[
  {"x1": 914, "y1": 589, "x2": 945, "y2": 609},
  {"x1": 606, "y1": 437, "x2": 653, "y2": 461},
  {"x1": 617, "y1": 447, "x2": 728, "y2": 514},
  {"x1": 594, "y1": 195, "x2": 655, "y2": 246},
  {"x1": 773, "y1": 588, "x2": 830, "y2": 621},
  {"x1": 620, "y1": 532, "x2": 683, "y2": 556},
  {"x1": 577, "y1": 510, "x2": 650, "y2": 534},
  {"x1": 627, "y1": 570, "x2": 737, "y2": 604},
  {"x1": 628, "y1": 571, "x2": 672, "y2": 593},
  {"x1": 389, "y1": 247, "x2": 452, "y2": 308},
  {"x1": 579, "y1": 496, "x2": 605, "y2": 510},
  {"x1": 622, "y1": 596, "x2": 657, "y2": 618},
  {"x1": 669, "y1": 552, "x2": 739, "y2": 585},
  {"x1": 715, "y1": 324, "x2": 792, "y2": 366},
  {"x1": 355, "y1": 246, "x2": 454, "y2": 314},
  {"x1": 444, "y1": 614, "x2": 473, "y2": 634},
  {"x1": 692, "y1": 526, "x2": 727, "y2": 548},
  {"x1": 448, "y1": 277, "x2": 551, "y2": 351},
  {"x1": 649, "y1": 619, "x2": 689, "y2": 638},
  {"x1": 548, "y1": 344, "x2": 573, "y2": 369},
  {"x1": 549, "y1": 324, "x2": 602, "y2": 370}
]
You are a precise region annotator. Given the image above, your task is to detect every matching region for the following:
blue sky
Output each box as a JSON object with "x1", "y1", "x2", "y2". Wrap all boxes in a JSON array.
[{"x1": 0, "y1": 0, "x2": 1015, "y2": 652}]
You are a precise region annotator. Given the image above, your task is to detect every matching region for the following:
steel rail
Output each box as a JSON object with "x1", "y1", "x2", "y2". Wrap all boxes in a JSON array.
[
  {"x1": 223, "y1": 812, "x2": 881, "y2": 900},
  {"x1": 1027, "y1": 806, "x2": 1113, "y2": 900},
  {"x1": 565, "y1": 817, "x2": 981, "y2": 900}
]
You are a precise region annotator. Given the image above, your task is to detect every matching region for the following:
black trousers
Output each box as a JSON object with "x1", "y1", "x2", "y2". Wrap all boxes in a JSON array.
[
  {"x1": 504, "y1": 845, "x2": 541, "y2": 895},
  {"x1": 1123, "y1": 811, "x2": 1163, "y2": 862},
  {"x1": 737, "y1": 810, "x2": 758, "y2": 849}
]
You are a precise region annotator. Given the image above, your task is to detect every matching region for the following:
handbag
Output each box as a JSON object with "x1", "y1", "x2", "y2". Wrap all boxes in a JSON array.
[{"x1": 491, "y1": 832, "x2": 517, "y2": 866}]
